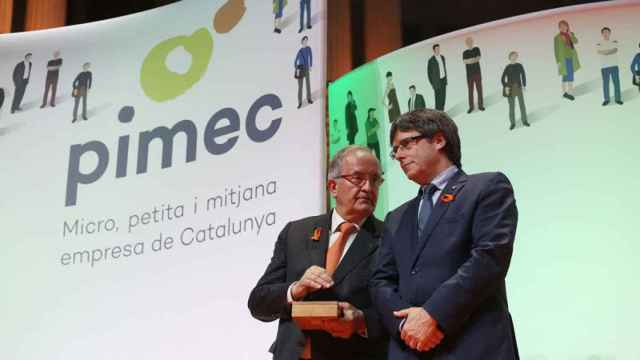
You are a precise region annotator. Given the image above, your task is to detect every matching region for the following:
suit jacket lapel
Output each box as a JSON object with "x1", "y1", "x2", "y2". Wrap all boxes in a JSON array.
[
  {"x1": 411, "y1": 171, "x2": 467, "y2": 268},
  {"x1": 331, "y1": 216, "x2": 381, "y2": 286},
  {"x1": 306, "y1": 214, "x2": 331, "y2": 268}
]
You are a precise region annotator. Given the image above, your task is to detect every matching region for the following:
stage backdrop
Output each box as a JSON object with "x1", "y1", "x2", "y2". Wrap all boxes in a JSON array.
[
  {"x1": 0, "y1": 0, "x2": 327, "y2": 359},
  {"x1": 329, "y1": 1, "x2": 640, "y2": 359}
]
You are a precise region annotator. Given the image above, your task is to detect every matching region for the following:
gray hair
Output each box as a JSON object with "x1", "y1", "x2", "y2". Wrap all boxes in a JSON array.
[{"x1": 328, "y1": 145, "x2": 377, "y2": 180}]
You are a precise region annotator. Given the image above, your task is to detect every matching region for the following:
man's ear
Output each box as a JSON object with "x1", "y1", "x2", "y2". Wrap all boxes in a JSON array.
[
  {"x1": 433, "y1": 132, "x2": 446, "y2": 151},
  {"x1": 327, "y1": 179, "x2": 338, "y2": 198}
]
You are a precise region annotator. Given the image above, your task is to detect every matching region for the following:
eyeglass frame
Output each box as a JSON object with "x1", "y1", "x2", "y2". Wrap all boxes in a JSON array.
[
  {"x1": 335, "y1": 172, "x2": 385, "y2": 188},
  {"x1": 389, "y1": 134, "x2": 430, "y2": 159}
]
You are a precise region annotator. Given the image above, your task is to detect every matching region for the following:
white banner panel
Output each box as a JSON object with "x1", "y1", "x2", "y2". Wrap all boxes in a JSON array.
[{"x1": 0, "y1": 1, "x2": 327, "y2": 359}]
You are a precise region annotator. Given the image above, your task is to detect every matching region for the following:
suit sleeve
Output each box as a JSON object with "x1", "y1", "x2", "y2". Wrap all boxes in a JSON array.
[
  {"x1": 423, "y1": 172, "x2": 517, "y2": 335},
  {"x1": 247, "y1": 222, "x2": 295, "y2": 322},
  {"x1": 370, "y1": 213, "x2": 412, "y2": 338}
]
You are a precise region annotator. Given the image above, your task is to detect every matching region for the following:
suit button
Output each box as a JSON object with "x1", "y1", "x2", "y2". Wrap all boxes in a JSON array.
[{"x1": 410, "y1": 269, "x2": 417, "y2": 275}]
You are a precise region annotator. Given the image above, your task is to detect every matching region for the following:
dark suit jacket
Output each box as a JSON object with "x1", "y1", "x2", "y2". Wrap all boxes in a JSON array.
[
  {"x1": 12, "y1": 61, "x2": 32, "y2": 85},
  {"x1": 408, "y1": 94, "x2": 426, "y2": 111},
  {"x1": 371, "y1": 171, "x2": 519, "y2": 359},
  {"x1": 249, "y1": 212, "x2": 388, "y2": 360},
  {"x1": 427, "y1": 56, "x2": 447, "y2": 89}
]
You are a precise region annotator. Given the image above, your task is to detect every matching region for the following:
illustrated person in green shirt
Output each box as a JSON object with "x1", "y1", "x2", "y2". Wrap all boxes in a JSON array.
[
  {"x1": 365, "y1": 108, "x2": 380, "y2": 159},
  {"x1": 554, "y1": 19, "x2": 580, "y2": 101}
]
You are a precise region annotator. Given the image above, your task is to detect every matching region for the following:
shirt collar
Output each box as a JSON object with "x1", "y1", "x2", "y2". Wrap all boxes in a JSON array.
[
  {"x1": 331, "y1": 209, "x2": 364, "y2": 233},
  {"x1": 422, "y1": 165, "x2": 458, "y2": 192}
]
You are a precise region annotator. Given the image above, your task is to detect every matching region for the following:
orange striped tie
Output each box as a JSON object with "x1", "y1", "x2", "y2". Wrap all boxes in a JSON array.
[{"x1": 325, "y1": 222, "x2": 357, "y2": 275}]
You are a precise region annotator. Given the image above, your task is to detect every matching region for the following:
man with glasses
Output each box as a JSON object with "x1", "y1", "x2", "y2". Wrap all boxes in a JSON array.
[
  {"x1": 371, "y1": 109, "x2": 519, "y2": 359},
  {"x1": 249, "y1": 145, "x2": 388, "y2": 360}
]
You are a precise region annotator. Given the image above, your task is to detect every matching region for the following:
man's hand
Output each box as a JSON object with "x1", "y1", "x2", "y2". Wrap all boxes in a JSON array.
[
  {"x1": 322, "y1": 302, "x2": 365, "y2": 339},
  {"x1": 291, "y1": 265, "x2": 334, "y2": 300},
  {"x1": 394, "y1": 307, "x2": 444, "y2": 352}
]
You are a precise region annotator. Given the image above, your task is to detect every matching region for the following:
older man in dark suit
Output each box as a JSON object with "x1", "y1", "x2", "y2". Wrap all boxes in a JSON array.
[
  {"x1": 249, "y1": 145, "x2": 388, "y2": 360},
  {"x1": 371, "y1": 109, "x2": 519, "y2": 359}
]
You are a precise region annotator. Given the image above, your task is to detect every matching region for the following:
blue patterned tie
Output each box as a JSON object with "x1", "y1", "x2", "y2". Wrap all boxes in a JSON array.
[{"x1": 417, "y1": 184, "x2": 438, "y2": 239}]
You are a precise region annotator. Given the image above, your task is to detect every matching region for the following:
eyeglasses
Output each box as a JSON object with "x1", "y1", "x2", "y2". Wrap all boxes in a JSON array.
[
  {"x1": 337, "y1": 173, "x2": 385, "y2": 188},
  {"x1": 389, "y1": 134, "x2": 429, "y2": 159}
]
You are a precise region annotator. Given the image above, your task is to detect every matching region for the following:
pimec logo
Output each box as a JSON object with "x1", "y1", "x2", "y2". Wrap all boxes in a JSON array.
[{"x1": 64, "y1": 1, "x2": 285, "y2": 207}]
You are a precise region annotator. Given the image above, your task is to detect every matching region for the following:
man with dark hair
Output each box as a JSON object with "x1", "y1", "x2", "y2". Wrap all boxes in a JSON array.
[
  {"x1": 427, "y1": 45, "x2": 447, "y2": 111},
  {"x1": 597, "y1": 26, "x2": 623, "y2": 105},
  {"x1": 407, "y1": 85, "x2": 426, "y2": 112},
  {"x1": 249, "y1": 145, "x2": 388, "y2": 360},
  {"x1": 462, "y1": 37, "x2": 485, "y2": 113},
  {"x1": 371, "y1": 109, "x2": 519, "y2": 359},
  {"x1": 11, "y1": 53, "x2": 32, "y2": 113},
  {"x1": 41, "y1": 50, "x2": 63, "y2": 108},
  {"x1": 345, "y1": 90, "x2": 358, "y2": 145},
  {"x1": 295, "y1": 36, "x2": 313, "y2": 108}
]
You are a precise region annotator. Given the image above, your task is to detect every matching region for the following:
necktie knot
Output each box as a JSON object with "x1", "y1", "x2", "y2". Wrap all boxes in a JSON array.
[
  {"x1": 421, "y1": 183, "x2": 438, "y2": 202},
  {"x1": 338, "y1": 222, "x2": 357, "y2": 237}
]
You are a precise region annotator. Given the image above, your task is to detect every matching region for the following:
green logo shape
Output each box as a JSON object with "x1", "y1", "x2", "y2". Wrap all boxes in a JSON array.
[{"x1": 141, "y1": 28, "x2": 214, "y2": 102}]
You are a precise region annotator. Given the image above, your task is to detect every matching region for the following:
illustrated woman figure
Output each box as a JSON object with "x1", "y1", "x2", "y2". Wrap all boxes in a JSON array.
[{"x1": 554, "y1": 20, "x2": 580, "y2": 100}]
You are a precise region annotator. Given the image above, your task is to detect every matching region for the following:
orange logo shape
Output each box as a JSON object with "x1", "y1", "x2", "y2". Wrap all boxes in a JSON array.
[{"x1": 214, "y1": 0, "x2": 246, "y2": 34}]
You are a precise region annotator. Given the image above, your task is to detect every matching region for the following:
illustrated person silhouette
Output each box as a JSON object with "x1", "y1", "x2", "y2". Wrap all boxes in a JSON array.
[
  {"x1": 273, "y1": 0, "x2": 287, "y2": 33},
  {"x1": 427, "y1": 44, "x2": 448, "y2": 111},
  {"x1": 407, "y1": 85, "x2": 426, "y2": 112},
  {"x1": 11, "y1": 53, "x2": 32, "y2": 113},
  {"x1": 72, "y1": 62, "x2": 93, "y2": 123},
  {"x1": 597, "y1": 27, "x2": 623, "y2": 106},
  {"x1": 299, "y1": 0, "x2": 311, "y2": 33},
  {"x1": 331, "y1": 118, "x2": 344, "y2": 145},
  {"x1": 345, "y1": 91, "x2": 358, "y2": 145},
  {"x1": 632, "y1": 42, "x2": 640, "y2": 92},
  {"x1": 295, "y1": 36, "x2": 313, "y2": 108},
  {"x1": 41, "y1": 50, "x2": 63, "y2": 108},
  {"x1": 462, "y1": 37, "x2": 485, "y2": 113},
  {"x1": 383, "y1": 72, "x2": 401, "y2": 123},
  {"x1": 554, "y1": 20, "x2": 580, "y2": 101},
  {"x1": 501, "y1": 51, "x2": 529, "y2": 130},
  {"x1": 365, "y1": 108, "x2": 381, "y2": 159}
]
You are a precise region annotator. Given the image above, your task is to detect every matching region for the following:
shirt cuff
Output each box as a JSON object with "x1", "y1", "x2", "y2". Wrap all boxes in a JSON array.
[{"x1": 287, "y1": 281, "x2": 297, "y2": 303}]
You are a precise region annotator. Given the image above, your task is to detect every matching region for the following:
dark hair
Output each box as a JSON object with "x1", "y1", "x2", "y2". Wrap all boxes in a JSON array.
[
  {"x1": 409, "y1": 85, "x2": 416, "y2": 90},
  {"x1": 386, "y1": 71, "x2": 393, "y2": 78},
  {"x1": 368, "y1": 107, "x2": 375, "y2": 115},
  {"x1": 301, "y1": 36, "x2": 309, "y2": 42},
  {"x1": 347, "y1": 90, "x2": 353, "y2": 96},
  {"x1": 601, "y1": 27, "x2": 611, "y2": 33},
  {"x1": 389, "y1": 109, "x2": 461, "y2": 168},
  {"x1": 25, "y1": 53, "x2": 33, "y2": 57},
  {"x1": 432, "y1": 44, "x2": 440, "y2": 51}
]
